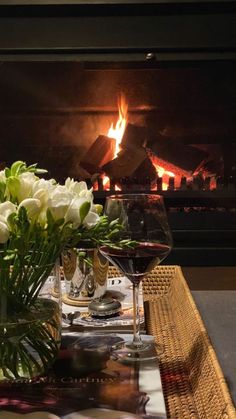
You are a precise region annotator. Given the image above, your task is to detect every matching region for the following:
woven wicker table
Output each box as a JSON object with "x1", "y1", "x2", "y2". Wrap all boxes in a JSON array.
[{"x1": 109, "y1": 265, "x2": 236, "y2": 419}]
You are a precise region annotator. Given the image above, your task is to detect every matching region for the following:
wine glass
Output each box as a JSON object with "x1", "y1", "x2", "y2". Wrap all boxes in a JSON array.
[{"x1": 99, "y1": 194, "x2": 173, "y2": 362}]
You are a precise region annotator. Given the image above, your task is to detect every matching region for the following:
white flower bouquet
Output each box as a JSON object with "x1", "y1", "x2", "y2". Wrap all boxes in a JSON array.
[{"x1": 0, "y1": 161, "x2": 119, "y2": 381}]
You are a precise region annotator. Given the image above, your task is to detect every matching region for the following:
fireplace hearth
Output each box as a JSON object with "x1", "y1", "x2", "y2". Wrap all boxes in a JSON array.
[{"x1": 0, "y1": 1, "x2": 236, "y2": 266}]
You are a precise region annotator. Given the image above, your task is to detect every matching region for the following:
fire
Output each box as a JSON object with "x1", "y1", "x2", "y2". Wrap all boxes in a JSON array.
[
  {"x1": 152, "y1": 162, "x2": 175, "y2": 191},
  {"x1": 107, "y1": 94, "x2": 128, "y2": 158},
  {"x1": 101, "y1": 175, "x2": 121, "y2": 191},
  {"x1": 102, "y1": 176, "x2": 110, "y2": 189},
  {"x1": 154, "y1": 165, "x2": 175, "y2": 179}
]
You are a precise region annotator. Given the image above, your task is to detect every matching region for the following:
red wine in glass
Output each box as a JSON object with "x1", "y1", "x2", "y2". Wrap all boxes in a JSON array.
[
  {"x1": 99, "y1": 242, "x2": 171, "y2": 285},
  {"x1": 99, "y1": 194, "x2": 172, "y2": 362}
]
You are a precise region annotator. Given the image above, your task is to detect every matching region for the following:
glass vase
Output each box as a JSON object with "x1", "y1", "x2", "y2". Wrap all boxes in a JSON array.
[{"x1": 0, "y1": 260, "x2": 61, "y2": 383}]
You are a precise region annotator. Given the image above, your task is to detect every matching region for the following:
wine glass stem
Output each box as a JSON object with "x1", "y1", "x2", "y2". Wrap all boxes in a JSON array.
[{"x1": 132, "y1": 282, "x2": 143, "y2": 347}]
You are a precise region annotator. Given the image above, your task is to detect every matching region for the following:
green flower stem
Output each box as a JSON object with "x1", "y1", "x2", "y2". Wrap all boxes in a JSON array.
[{"x1": 0, "y1": 300, "x2": 60, "y2": 380}]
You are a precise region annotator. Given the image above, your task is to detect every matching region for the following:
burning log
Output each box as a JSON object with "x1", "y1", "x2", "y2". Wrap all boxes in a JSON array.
[
  {"x1": 103, "y1": 149, "x2": 157, "y2": 190},
  {"x1": 120, "y1": 123, "x2": 147, "y2": 150},
  {"x1": 109, "y1": 178, "x2": 116, "y2": 190},
  {"x1": 102, "y1": 146, "x2": 147, "y2": 179},
  {"x1": 104, "y1": 123, "x2": 151, "y2": 186},
  {"x1": 204, "y1": 176, "x2": 211, "y2": 190},
  {"x1": 97, "y1": 176, "x2": 104, "y2": 191},
  {"x1": 147, "y1": 133, "x2": 209, "y2": 176},
  {"x1": 80, "y1": 135, "x2": 116, "y2": 173},
  {"x1": 168, "y1": 177, "x2": 175, "y2": 190},
  {"x1": 131, "y1": 156, "x2": 157, "y2": 186},
  {"x1": 75, "y1": 166, "x2": 92, "y2": 181},
  {"x1": 156, "y1": 176, "x2": 163, "y2": 190},
  {"x1": 180, "y1": 176, "x2": 187, "y2": 190},
  {"x1": 192, "y1": 174, "x2": 204, "y2": 190}
]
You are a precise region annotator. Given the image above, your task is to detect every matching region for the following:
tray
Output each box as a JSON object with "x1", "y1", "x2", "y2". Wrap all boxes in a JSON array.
[{"x1": 109, "y1": 265, "x2": 236, "y2": 419}]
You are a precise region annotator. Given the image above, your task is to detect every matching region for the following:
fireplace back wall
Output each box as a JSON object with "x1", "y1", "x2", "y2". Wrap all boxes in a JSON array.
[
  {"x1": 1, "y1": 61, "x2": 236, "y2": 181},
  {"x1": 1, "y1": 1, "x2": 236, "y2": 267}
]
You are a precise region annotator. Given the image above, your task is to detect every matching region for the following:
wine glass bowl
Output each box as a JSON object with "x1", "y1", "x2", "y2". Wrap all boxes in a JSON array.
[{"x1": 99, "y1": 194, "x2": 172, "y2": 362}]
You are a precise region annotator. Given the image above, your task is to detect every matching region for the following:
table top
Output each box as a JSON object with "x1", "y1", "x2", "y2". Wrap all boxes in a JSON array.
[{"x1": 0, "y1": 266, "x2": 235, "y2": 417}]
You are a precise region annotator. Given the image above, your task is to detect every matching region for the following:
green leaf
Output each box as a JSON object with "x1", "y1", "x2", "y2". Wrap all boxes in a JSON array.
[
  {"x1": 107, "y1": 228, "x2": 120, "y2": 238},
  {"x1": 79, "y1": 201, "x2": 91, "y2": 224},
  {"x1": 78, "y1": 251, "x2": 86, "y2": 258},
  {"x1": 4, "y1": 167, "x2": 11, "y2": 178},
  {"x1": 17, "y1": 206, "x2": 30, "y2": 230},
  {"x1": 34, "y1": 168, "x2": 48, "y2": 174},
  {"x1": 10, "y1": 161, "x2": 25, "y2": 176},
  {"x1": 46, "y1": 208, "x2": 55, "y2": 226},
  {"x1": 26, "y1": 164, "x2": 47, "y2": 174},
  {"x1": 3, "y1": 253, "x2": 15, "y2": 261},
  {"x1": 54, "y1": 218, "x2": 65, "y2": 227},
  {"x1": 7, "y1": 212, "x2": 17, "y2": 229}
]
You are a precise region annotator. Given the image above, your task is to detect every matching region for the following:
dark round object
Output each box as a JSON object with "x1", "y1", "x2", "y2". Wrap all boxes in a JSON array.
[{"x1": 88, "y1": 297, "x2": 122, "y2": 317}]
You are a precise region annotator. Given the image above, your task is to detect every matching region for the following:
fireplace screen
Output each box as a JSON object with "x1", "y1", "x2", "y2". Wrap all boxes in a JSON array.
[
  {"x1": 1, "y1": 61, "x2": 235, "y2": 188},
  {"x1": 1, "y1": 60, "x2": 236, "y2": 265}
]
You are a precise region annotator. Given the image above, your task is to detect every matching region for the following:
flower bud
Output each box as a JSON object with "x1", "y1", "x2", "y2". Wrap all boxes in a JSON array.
[
  {"x1": 0, "y1": 221, "x2": 9, "y2": 243},
  {"x1": 33, "y1": 188, "x2": 49, "y2": 206},
  {"x1": 19, "y1": 198, "x2": 42, "y2": 220},
  {"x1": 48, "y1": 186, "x2": 73, "y2": 221},
  {"x1": 94, "y1": 204, "x2": 103, "y2": 215},
  {"x1": 0, "y1": 201, "x2": 17, "y2": 221},
  {"x1": 83, "y1": 211, "x2": 100, "y2": 228},
  {"x1": 17, "y1": 172, "x2": 38, "y2": 202}
]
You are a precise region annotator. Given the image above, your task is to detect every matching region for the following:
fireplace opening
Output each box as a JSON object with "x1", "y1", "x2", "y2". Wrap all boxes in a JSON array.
[{"x1": 1, "y1": 60, "x2": 236, "y2": 266}]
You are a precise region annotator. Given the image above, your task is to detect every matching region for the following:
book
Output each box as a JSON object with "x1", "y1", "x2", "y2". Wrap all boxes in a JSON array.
[{"x1": 0, "y1": 332, "x2": 167, "y2": 419}]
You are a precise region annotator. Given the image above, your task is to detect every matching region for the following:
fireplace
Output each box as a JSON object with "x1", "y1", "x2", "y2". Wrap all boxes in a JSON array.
[{"x1": 0, "y1": 1, "x2": 236, "y2": 266}]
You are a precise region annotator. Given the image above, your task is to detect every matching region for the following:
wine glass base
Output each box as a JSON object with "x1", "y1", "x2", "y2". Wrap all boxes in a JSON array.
[{"x1": 111, "y1": 336, "x2": 164, "y2": 363}]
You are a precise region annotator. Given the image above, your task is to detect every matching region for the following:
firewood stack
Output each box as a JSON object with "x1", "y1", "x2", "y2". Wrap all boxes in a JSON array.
[{"x1": 78, "y1": 122, "x2": 209, "y2": 191}]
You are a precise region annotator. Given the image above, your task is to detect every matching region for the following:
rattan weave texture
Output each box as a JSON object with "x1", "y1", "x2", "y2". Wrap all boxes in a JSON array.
[{"x1": 108, "y1": 265, "x2": 236, "y2": 419}]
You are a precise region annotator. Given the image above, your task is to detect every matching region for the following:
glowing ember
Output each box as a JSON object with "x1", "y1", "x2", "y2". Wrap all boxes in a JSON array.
[
  {"x1": 152, "y1": 162, "x2": 175, "y2": 190},
  {"x1": 107, "y1": 94, "x2": 128, "y2": 158},
  {"x1": 153, "y1": 164, "x2": 175, "y2": 179},
  {"x1": 102, "y1": 175, "x2": 110, "y2": 190}
]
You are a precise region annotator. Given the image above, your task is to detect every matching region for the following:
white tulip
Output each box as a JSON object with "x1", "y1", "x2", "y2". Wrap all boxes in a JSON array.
[
  {"x1": 47, "y1": 186, "x2": 73, "y2": 221},
  {"x1": 0, "y1": 201, "x2": 17, "y2": 221},
  {"x1": 0, "y1": 170, "x2": 6, "y2": 183},
  {"x1": 65, "y1": 178, "x2": 93, "y2": 199},
  {"x1": 19, "y1": 198, "x2": 42, "y2": 220},
  {"x1": 65, "y1": 197, "x2": 90, "y2": 228},
  {"x1": 32, "y1": 178, "x2": 56, "y2": 195},
  {"x1": 0, "y1": 215, "x2": 6, "y2": 224},
  {"x1": 65, "y1": 177, "x2": 77, "y2": 192},
  {"x1": 83, "y1": 210, "x2": 100, "y2": 228},
  {"x1": 33, "y1": 179, "x2": 57, "y2": 209},
  {"x1": 17, "y1": 172, "x2": 38, "y2": 202},
  {"x1": 0, "y1": 221, "x2": 9, "y2": 243},
  {"x1": 33, "y1": 188, "x2": 49, "y2": 207},
  {"x1": 79, "y1": 188, "x2": 94, "y2": 200}
]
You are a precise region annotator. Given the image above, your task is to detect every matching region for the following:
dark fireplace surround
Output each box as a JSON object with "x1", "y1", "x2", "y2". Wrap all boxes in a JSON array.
[{"x1": 1, "y1": 1, "x2": 236, "y2": 266}]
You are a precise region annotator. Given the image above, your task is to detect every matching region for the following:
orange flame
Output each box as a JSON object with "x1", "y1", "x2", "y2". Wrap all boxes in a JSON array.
[
  {"x1": 152, "y1": 162, "x2": 175, "y2": 191},
  {"x1": 154, "y1": 164, "x2": 175, "y2": 178},
  {"x1": 103, "y1": 176, "x2": 110, "y2": 190},
  {"x1": 107, "y1": 94, "x2": 128, "y2": 158}
]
